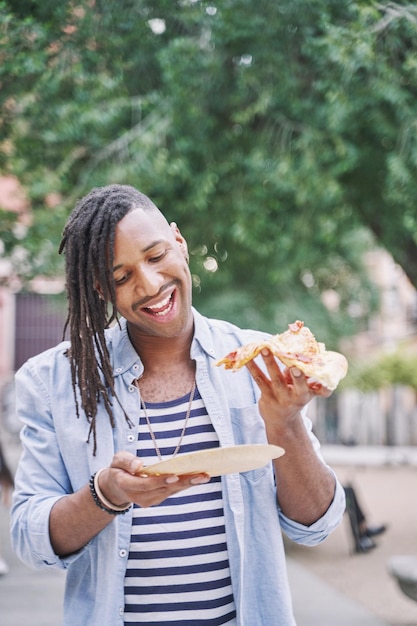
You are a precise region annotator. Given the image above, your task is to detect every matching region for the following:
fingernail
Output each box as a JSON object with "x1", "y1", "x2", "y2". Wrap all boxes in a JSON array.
[
  {"x1": 261, "y1": 348, "x2": 270, "y2": 356},
  {"x1": 165, "y1": 475, "x2": 179, "y2": 484},
  {"x1": 190, "y1": 475, "x2": 210, "y2": 485},
  {"x1": 292, "y1": 368, "x2": 301, "y2": 377}
]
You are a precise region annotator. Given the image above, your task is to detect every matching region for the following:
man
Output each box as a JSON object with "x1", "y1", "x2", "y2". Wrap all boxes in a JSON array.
[
  {"x1": 344, "y1": 483, "x2": 386, "y2": 553},
  {"x1": 11, "y1": 184, "x2": 345, "y2": 626}
]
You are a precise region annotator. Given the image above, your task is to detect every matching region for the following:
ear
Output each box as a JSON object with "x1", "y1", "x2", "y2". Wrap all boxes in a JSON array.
[
  {"x1": 170, "y1": 222, "x2": 189, "y2": 262},
  {"x1": 94, "y1": 281, "x2": 105, "y2": 300}
]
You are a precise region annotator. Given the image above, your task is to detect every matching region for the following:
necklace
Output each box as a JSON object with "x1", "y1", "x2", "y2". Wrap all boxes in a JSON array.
[{"x1": 138, "y1": 378, "x2": 196, "y2": 461}]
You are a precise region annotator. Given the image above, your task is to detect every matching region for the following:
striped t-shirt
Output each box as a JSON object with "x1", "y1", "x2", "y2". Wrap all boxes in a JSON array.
[{"x1": 124, "y1": 386, "x2": 237, "y2": 625}]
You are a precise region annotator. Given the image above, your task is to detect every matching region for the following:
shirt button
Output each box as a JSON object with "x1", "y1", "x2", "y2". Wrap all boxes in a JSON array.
[
  {"x1": 133, "y1": 364, "x2": 139, "y2": 371},
  {"x1": 119, "y1": 607, "x2": 124, "y2": 616},
  {"x1": 119, "y1": 549, "x2": 127, "y2": 558},
  {"x1": 127, "y1": 434, "x2": 135, "y2": 443},
  {"x1": 115, "y1": 367, "x2": 123, "y2": 373},
  {"x1": 128, "y1": 386, "x2": 136, "y2": 393}
]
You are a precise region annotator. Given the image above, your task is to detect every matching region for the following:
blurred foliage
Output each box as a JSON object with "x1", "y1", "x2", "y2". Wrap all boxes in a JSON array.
[
  {"x1": 343, "y1": 350, "x2": 417, "y2": 392},
  {"x1": 1, "y1": 0, "x2": 417, "y2": 345}
]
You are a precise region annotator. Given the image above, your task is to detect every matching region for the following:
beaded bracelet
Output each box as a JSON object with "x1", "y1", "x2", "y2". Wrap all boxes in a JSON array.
[{"x1": 89, "y1": 469, "x2": 132, "y2": 515}]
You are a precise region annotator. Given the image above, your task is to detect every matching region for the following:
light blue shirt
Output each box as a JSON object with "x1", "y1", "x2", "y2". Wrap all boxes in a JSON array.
[{"x1": 11, "y1": 309, "x2": 345, "y2": 626}]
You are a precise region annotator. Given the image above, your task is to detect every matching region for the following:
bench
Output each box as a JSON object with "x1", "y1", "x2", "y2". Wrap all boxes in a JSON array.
[{"x1": 388, "y1": 556, "x2": 417, "y2": 603}]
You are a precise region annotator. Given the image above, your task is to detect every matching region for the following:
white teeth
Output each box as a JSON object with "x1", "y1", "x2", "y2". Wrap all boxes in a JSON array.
[
  {"x1": 147, "y1": 294, "x2": 171, "y2": 311},
  {"x1": 154, "y1": 307, "x2": 171, "y2": 316}
]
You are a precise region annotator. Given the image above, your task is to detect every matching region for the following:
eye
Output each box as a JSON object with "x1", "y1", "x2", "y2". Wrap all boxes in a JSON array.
[
  {"x1": 114, "y1": 273, "x2": 129, "y2": 286},
  {"x1": 148, "y1": 250, "x2": 167, "y2": 263}
]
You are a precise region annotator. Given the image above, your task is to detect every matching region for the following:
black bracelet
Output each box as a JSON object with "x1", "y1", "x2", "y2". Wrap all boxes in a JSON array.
[{"x1": 89, "y1": 471, "x2": 131, "y2": 515}]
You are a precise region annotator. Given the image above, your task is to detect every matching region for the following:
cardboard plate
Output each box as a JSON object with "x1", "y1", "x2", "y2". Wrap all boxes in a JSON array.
[{"x1": 141, "y1": 443, "x2": 285, "y2": 477}]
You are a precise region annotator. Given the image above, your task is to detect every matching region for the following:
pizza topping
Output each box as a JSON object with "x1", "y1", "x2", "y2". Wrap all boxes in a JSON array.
[{"x1": 215, "y1": 320, "x2": 348, "y2": 391}]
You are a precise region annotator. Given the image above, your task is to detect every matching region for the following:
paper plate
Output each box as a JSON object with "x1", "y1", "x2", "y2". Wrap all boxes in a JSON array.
[{"x1": 141, "y1": 444, "x2": 285, "y2": 477}]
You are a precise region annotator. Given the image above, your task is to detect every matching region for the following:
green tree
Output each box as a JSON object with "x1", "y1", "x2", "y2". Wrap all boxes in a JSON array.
[{"x1": 1, "y1": 0, "x2": 416, "y2": 344}]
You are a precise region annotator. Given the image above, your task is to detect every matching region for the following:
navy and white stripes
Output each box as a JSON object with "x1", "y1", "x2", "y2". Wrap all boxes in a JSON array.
[{"x1": 124, "y1": 387, "x2": 237, "y2": 625}]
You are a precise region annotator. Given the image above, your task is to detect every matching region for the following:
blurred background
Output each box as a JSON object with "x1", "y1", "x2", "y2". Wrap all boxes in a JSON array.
[{"x1": 1, "y1": 1, "x2": 417, "y2": 624}]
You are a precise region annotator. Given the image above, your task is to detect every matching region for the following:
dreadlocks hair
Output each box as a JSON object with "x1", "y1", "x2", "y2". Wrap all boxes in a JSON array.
[{"x1": 59, "y1": 184, "x2": 159, "y2": 455}]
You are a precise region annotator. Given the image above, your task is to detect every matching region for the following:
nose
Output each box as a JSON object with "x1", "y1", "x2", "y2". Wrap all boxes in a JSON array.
[{"x1": 135, "y1": 263, "x2": 164, "y2": 298}]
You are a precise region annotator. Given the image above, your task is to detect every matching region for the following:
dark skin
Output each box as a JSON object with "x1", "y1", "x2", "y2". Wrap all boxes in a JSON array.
[
  {"x1": 50, "y1": 208, "x2": 335, "y2": 557},
  {"x1": 245, "y1": 350, "x2": 334, "y2": 523}
]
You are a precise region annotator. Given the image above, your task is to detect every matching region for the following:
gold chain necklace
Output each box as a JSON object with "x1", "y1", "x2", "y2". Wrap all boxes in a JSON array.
[{"x1": 138, "y1": 378, "x2": 196, "y2": 461}]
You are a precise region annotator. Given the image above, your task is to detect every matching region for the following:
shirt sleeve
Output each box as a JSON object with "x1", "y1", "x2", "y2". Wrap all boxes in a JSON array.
[
  {"x1": 278, "y1": 468, "x2": 346, "y2": 545},
  {"x1": 10, "y1": 359, "x2": 86, "y2": 570}
]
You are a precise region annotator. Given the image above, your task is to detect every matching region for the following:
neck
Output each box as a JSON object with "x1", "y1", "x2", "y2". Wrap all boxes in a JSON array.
[
  {"x1": 127, "y1": 324, "x2": 194, "y2": 373},
  {"x1": 133, "y1": 330, "x2": 196, "y2": 402}
]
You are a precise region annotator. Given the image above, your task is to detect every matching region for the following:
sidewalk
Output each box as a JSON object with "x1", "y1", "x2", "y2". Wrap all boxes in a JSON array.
[
  {"x1": 288, "y1": 451, "x2": 417, "y2": 626},
  {"x1": 288, "y1": 558, "x2": 389, "y2": 626},
  {"x1": 0, "y1": 524, "x2": 65, "y2": 626}
]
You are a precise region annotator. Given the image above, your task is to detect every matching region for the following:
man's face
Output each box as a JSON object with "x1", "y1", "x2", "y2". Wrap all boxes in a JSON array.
[{"x1": 111, "y1": 208, "x2": 193, "y2": 340}]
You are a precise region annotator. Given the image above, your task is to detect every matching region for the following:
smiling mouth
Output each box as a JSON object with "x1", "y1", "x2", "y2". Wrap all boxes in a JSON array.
[{"x1": 142, "y1": 291, "x2": 174, "y2": 317}]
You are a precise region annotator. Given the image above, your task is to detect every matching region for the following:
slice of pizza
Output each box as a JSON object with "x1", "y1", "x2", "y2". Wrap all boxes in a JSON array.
[{"x1": 215, "y1": 320, "x2": 348, "y2": 391}]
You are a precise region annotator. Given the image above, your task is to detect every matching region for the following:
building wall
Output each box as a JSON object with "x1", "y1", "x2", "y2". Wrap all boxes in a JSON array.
[
  {"x1": 0, "y1": 292, "x2": 67, "y2": 434},
  {"x1": 0, "y1": 287, "x2": 15, "y2": 381},
  {"x1": 14, "y1": 292, "x2": 67, "y2": 371}
]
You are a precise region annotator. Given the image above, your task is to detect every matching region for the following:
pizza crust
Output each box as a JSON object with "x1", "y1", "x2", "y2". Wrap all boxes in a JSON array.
[{"x1": 215, "y1": 320, "x2": 348, "y2": 391}]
